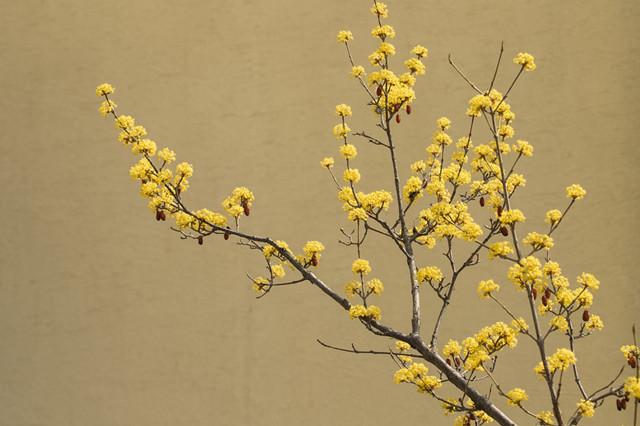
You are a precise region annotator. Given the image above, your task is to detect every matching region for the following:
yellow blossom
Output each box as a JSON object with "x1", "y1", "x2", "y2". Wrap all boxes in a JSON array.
[
  {"x1": 566, "y1": 184, "x2": 586, "y2": 200},
  {"x1": 523, "y1": 232, "x2": 554, "y2": 250},
  {"x1": 576, "y1": 272, "x2": 599, "y2": 290},
  {"x1": 336, "y1": 30, "x2": 353, "y2": 42},
  {"x1": 499, "y1": 209, "x2": 526, "y2": 225},
  {"x1": 402, "y1": 176, "x2": 423, "y2": 201},
  {"x1": 477, "y1": 279, "x2": 500, "y2": 298},
  {"x1": 95, "y1": 83, "x2": 114, "y2": 96},
  {"x1": 404, "y1": 58, "x2": 426, "y2": 75},
  {"x1": 514, "y1": 52, "x2": 536, "y2": 71},
  {"x1": 395, "y1": 341, "x2": 411, "y2": 352},
  {"x1": 366, "y1": 278, "x2": 384, "y2": 295},
  {"x1": 576, "y1": 399, "x2": 595, "y2": 417},
  {"x1": 335, "y1": 104, "x2": 352, "y2": 117},
  {"x1": 411, "y1": 45, "x2": 428, "y2": 58},
  {"x1": 98, "y1": 100, "x2": 117, "y2": 117},
  {"x1": 624, "y1": 376, "x2": 640, "y2": 398},
  {"x1": 550, "y1": 315, "x2": 568, "y2": 332},
  {"x1": 536, "y1": 411, "x2": 555, "y2": 425},
  {"x1": 443, "y1": 339, "x2": 462, "y2": 358},
  {"x1": 586, "y1": 314, "x2": 604, "y2": 331},
  {"x1": 348, "y1": 208, "x2": 368, "y2": 222},
  {"x1": 176, "y1": 162, "x2": 194, "y2": 178},
  {"x1": 333, "y1": 123, "x2": 351, "y2": 139},
  {"x1": 320, "y1": 157, "x2": 335, "y2": 168},
  {"x1": 377, "y1": 42, "x2": 396, "y2": 56},
  {"x1": 303, "y1": 240, "x2": 325, "y2": 262},
  {"x1": 343, "y1": 168, "x2": 361, "y2": 183},
  {"x1": 513, "y1": 140, "x2": 533, "y2": 156},
  {"x1": 370, "y1": 2, "x2": 388, "y2": 18},
  {"x1": 417, "y1": 266, "x2": 443, "y2": 283},
  {"x1": 371, "y1": 24, "x2": 396, "y2": 39},
  {"x1": 545, "y1": 209, "x2": 562, "y2": 225},
  {"x1": 488, "y1": 241, "x2": 514, "y2": 259},
  {"x1": 344, "y1": 281, "x2": 362, "y2": 297},
  {"x1": 352, "y1": 258, "x2": 372, "y2": 275},
  {"x1": 351, "y1": 65, "x2": 365, "y2": 78},
  {"x1": 339, "y1": 144, "x2": 357, "y2": 160},
  {"x1": 506, "y1": 388, "x2": 528, "y2": 405}
]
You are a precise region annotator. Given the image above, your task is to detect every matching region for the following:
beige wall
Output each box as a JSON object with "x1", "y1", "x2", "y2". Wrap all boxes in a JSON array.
[{"x1": 1, "y1": 0, "x2": 639, "y2": 424}]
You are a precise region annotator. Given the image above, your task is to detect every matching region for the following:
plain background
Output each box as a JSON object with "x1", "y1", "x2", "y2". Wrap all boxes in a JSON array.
[{"x1": 1, "y1": 0, "x2": 639, "y2": 425}]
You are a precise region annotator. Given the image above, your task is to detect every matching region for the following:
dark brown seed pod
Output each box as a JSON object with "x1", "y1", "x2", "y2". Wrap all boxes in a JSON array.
[
  {"x1": 629, "y1": 356, "x2": 637, "y2": 369},
  {"x1": 479, "y1": 196, "x2": 485, "y2": 207},
  {"x1": 500, "y1": 226, "x2": 509, "y2": 236},
  {"x1": 582, "y1": 310, "x2": 590, "y2": 322},
  {"x1": 531, "y1": 288, "x2": 538, "y2": 300},
  {"x1": 376, "y1": 85, "x2": 383, "y2": 96},
  {"x1": 454, "y1": 357, "x2": 461, "y2": 367},
  {"x1": 224, "y1": 227, "x2": 230, "y2": 240},
  {"x1": 155, "y1": 210, "x2": 161, "y2": 221},
  {"x1": 446, "y1": 358, "x2": 452, "y2": 366},
  {"x1": 541, "y1": 295, "x2": 548, "y2": 306},
  {"x1": 159, "y1": 211, "x2": 166, "y2": 221},
  {"x1": 242, "y1": 200, "x2": 250, "y2": 216},
  {"x1": 406, "y1": 104, "x2": 412, "y2": 115},
  {"x1": 544, "y1": 288, "x2": 552, "y2": 300},
  {"x1": 197, "y1": 236, "x2": 203, "y2": 245},
  {"x1": 311, "y1": 254, "x2": 319, "y2": 267},
  {"x1": 620, "y1": 398, "x2": 627, "y2": 410},
  {"x1": 616, "y1": 399, "x2": 622, "y2": 411},
  {"x1": 396, "y1": 114, "x2": 401, "y2": 124},
  {"x1": 497, "y1": 206, "x2": 503, "y2": 217}
]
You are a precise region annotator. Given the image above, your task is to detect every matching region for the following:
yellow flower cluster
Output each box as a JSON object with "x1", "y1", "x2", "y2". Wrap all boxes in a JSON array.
[
  {"x1": 349, "y1": 304, "x2": 381, "y2": 320},
  {"x1": 534, "y1": 348, "x2": 576, "y2": 375},
  {"x1": 508, "y1": 256, "x2": 543, "y2": 290},
  {"x1": 488, "y1": 241, "x2": 514, "y2": 259},
  {"x1": 506, "y1": 387, "x2": 528, "y2": 406},
  {"x1": 576, "y1": 399, "x2": 595, "y2": 417},
  {"x1": 513, "y1": 52, "x2": 536, "y2": 71},
  {"x1": 624, "y1": 376, "x2": 640, "y2": 398},
  {"x1": 417, "y1": 266, "x2": 443, "y2": 284},
  {"x1": 477, "y1": 279, "x2": 500, "y2": 298},
  {"x1": 523, "y1": 232, "x2": 554, "y2": 250},
  {"x1": 352, "y1": 258, "x2": 372, "y2": 275},
  {"x1": 303, "y1": 240, "x2": 325, "y2": 266},
  {"x1": 566, "y1": 184, "x2": 586, "y2": 200},
  {"x1": 393, "y1": 362, "x2": 442, "y2": 393}
]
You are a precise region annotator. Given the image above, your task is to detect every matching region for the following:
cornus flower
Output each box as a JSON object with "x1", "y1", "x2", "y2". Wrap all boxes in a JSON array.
[
  {"x1": 404, "y1": 58, "x2": 426, "y2": 75},
  {"x1": 506, "y1": 388, "x2": 528, "y2": 406},
  {"x1": 566, "y1": 184, "x2": 586, "y2": 200},
  {"x1": 95, "y1": 83, "x2": 114, "y2": 96},
  {"x1": 411, "y1": 45, "x2": 428, "y2": 58},
  {"x1": 336, "y1": 30, "x2": 353, "y2": 42},
  {"x1": 343, "y1": 168, "x2": 361, "y2": 183},
  {"x1": 513, "y1": 52, "x2": 536, "y2": 71},
  {"x1": 576, "y1": 399, "x2": 595, "y2": 417},
  {"x1": 335, "y1": 103, "x2": 352, "y2": 117},
  {"x1": 477, "y1": 279, "x2": 500, "y2": 298},
  {"x1": 576, "y1": 272, "x2": 600, "y2": 290},
  {"x1": 417, "y1": 266, "x2": 443, "y2": 283},
  {"x1": 333, "y1": 123, "x2": 351, "y2": 139},
  {"x1": 371, "y1": 24, "x2": 395, "y2": 39},
  {"x1": 545, "y1": 209, "x2": 562, "y2": 225},
  {"x1": 351, "y1": 258, "x2": 372, "y2": 275},
  {"x1": 370, "y1": 2, "x2": 389, "y2": 18},
  {"x1": 351, "y1": 65, "x2": 365, "y2": 78},
  {"x1": 523, "y1": 232, "x2": 554, "y2": 250},
  {"x1": 339, "y1": 144, "x2": 357, "y2": 160},
  {"x1": 320, "y1": 157, "x2": 334, "y2": 168}
]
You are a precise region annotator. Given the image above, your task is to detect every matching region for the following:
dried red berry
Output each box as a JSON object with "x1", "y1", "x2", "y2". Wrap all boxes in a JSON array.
[
  {"x1": 376, "y1": 85, "x2": 383, "y2": 96},
  {"x1": 396, "y1": 114, "x2": 401, "y2": 124},
  {"x1": 621, "y1": 398, "x2": 627, "y2": 410},
  {"x1": 197, "y1": 236, "x2": 203, "y2": 245},
  {"x1": 155, "y1": 210, "x2": 161, "y2": 221},
  {"x1": 497, "y1": 206, "x2": 503, "y2": 217},
  {"x1": 406, "y1": 105, "x2": 412, "y2": 115},
  {"x1": 629, "y1": 356, "x2": 637, "y2": 369},
  {"x1": 582, "y1": 310, "x2": 590, "y2": 322},
  {"x1": 616, "y1": 399, "x2": 622, "y2": 411},
  {"x1": 500, "y1": 226, "x2": 509, "y2": 236},
  {"x1": 541, "y1": 295, "x2": 548, "y2": 306},
  {"x1": 479, "y1": 196, "x2": 485, "y2": 207},
  {"x1": 159, "y1": 211, "x2": 166, "y2": 221},
  {"x1": 311, "y1": 254, "x2": 319, "y2": 267},
  {"x1": 446, "y1": 358, "x2": 452, "y2": 366},
  {"x1": 454, "y1": 357, "x2": 461, "y2": 367},
  {"x1": 224, "y1": 227, "x2": 230, "y2": 240},
  {"x1": 531, "y1": 288, "x2": 538, "y2": 300},
  {"x1": 544, "y1": 288, "x2": 552, "y2": 300}
]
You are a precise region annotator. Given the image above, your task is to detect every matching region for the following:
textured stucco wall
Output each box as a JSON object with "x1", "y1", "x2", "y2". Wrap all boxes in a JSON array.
[{"x1": 1, "y1": 1, "x2": 639, "y2": 425}]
